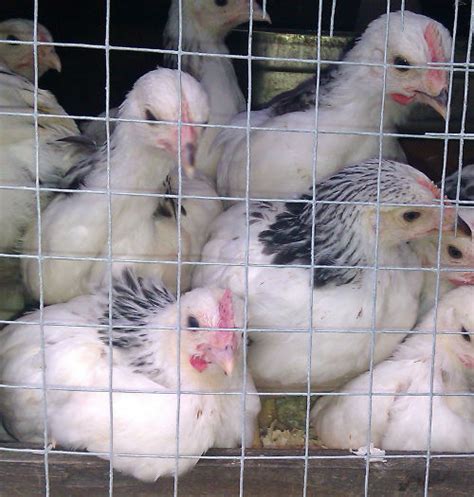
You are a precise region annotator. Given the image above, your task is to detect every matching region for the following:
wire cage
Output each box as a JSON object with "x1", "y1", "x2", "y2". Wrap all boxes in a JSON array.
[{"x1": 0, "y1": 0, "x2": 473, "y2": 496}]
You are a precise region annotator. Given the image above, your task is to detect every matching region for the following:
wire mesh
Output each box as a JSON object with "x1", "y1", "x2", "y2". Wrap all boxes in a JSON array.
[{"x1": 0, "y1": 1, "x2": 473, "y2": 496}]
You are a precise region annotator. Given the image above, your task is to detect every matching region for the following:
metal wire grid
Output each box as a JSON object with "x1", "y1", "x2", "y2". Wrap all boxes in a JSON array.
[{"x1": 0, "y1": 0, "x2": 473, "y2": 496}]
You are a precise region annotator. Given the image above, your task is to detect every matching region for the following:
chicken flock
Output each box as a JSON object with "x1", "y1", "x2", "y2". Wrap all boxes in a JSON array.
[{"x1": 0, "y1": 1, "x2": 473, "y2": 483}]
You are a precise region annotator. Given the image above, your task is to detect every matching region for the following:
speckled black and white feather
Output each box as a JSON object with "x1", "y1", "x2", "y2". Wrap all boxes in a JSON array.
[
  {"x1": 57, "y1": 141, "x2": 112, "y2": 192},
  {"x1": 258, "y1": 159, "x2": 430, "y2": 286},
  {"x1": 254, "y1": 38, "x2": 357, "y2": 118},
  {"x1": 101, "y1": 269, "x2": 175, "y2": 335}
]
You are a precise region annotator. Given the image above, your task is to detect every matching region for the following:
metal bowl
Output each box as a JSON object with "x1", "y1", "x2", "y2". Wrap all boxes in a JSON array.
[{"x1": 230, "y1": 28, "x2": 352, "y2": 107}]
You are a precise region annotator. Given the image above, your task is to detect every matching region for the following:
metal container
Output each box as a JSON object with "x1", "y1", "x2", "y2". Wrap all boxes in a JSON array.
[{"x1": 230, "y1": 28, "x2": 351, "y2": 107}]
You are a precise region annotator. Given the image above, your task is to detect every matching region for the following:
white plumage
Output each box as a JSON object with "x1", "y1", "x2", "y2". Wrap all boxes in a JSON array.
[
  {"x1": 0, "y1": 60, "x2": 90, "y2": 253},
  {"x1": 311, "y1": 286, "x2": 474, "y2": 452},
  {"x1": 414, "y1": 229, "x2": 474, "y2": 317},
  {"x1": 83, "y1": 0, "x2": 270, "y2": 155},
  {"x1": 194, "y1": 159, "x2": 454, "y2": 391},
  {"x1": 0, "y1": 19, "x2": 61, "y2": 82},
  {"x1": 163, "y1": 0, "x2": 270, "y2": 179},
  {"x1": 215, "y1": 11, "x2": 452, "y2": 199},
  {"x1": 139, "y1": 165, "x2": 223, "y2": 293},
  {"x1": 0, "y1": 270, "x2": 260, "y2": 481},
  {"x1": 21, "y1": 68, "x2": 211, "y2": 304}
]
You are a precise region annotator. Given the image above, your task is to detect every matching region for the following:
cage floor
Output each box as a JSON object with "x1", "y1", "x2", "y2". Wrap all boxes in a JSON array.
[{"x1": 1, "y1": 442, "x2": 473, "y2": 497}]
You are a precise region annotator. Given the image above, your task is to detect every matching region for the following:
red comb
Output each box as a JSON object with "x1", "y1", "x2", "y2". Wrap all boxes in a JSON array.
[
  {"x1": 218, "y1": 289, "x2": 234, "y2": 329},
  {"x1": 424, "y1": 23, "x2": 445, "y2": 63},
  {"x1": 417, "y1": 177, "x2": 441, "y2": 199},
  {"x1": 424, "y1": 23, "x2": 446, "y2": 85}
]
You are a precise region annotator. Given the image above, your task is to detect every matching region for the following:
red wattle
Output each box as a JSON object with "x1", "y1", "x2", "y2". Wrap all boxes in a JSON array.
[
  {"x1": 416, "y1": 177, "x2": 441, "y2": 199},
  {"x1": 390, "y1": 93, "x2": 414, "y2": 106},
  {"x1": 190, "y1": 355, "x2": 208, "y2": 372}
]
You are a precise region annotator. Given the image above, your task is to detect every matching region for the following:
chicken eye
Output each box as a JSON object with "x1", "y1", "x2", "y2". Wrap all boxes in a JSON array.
[
  {"x1": 403, "y1": 211, "x2": 421, "y2": 222},
  {"x1": 447, "y1": 244, "x2": 463, "y2": 260},
  {"x1": 394, "y1": 56, "x2": 411, "y2": 72},
  {"x1": 145, "y1": 109, "x2": 158, "y2": 122},
  {"x1": 187, "y1": 316, "x2": 200, "y2": 329},
  {"x1": 6, "y1": 34, "x2": 20, "y2": 44},
  {"x1": 215, "y1": 0, "x2": 228, "y2": 6},
  {"x1": 461, "y1": 327, "x2": 471, "y2": 342}
]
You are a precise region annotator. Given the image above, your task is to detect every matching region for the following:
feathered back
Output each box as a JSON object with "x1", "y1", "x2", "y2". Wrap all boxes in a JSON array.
[
  {"x1": 255, "y1": 11, "x2": 452, "y2": 120},
  {"x1": 0, "y1": 65, "x2": 78, "y2": 136},
  {"x1": 98, "y1": 269, "x2": 175, "y2": 348},
  {"x1": 106, "y1": 269, "x2": 175, "y2": 328},
  {"x1": 259, "y1": 160, "x2": 440, "y2": 285}
]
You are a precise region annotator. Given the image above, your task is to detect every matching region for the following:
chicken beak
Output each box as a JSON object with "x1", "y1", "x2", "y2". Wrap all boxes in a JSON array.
[
  {"x1": 251, "y1": 1, "x2": 272, "y2": 23},
  {"x1": 208, "y1": 331, "x2": 239, "y2": 376},
  {"x1": 179, "y1": 125, "x2": 199, "y2": 178},
  {"x1": 39, "y1": 46, "x2": 62, "y2": 73},
  {"x1": 211, "y1": 346, "x2": 236, "y2": 376},
  {"x1": 415, "y1": 88, "x2": 448, "y2": 119},
  {"x1": 182, "y1": 142, "x2": 196, "y2": 178}
]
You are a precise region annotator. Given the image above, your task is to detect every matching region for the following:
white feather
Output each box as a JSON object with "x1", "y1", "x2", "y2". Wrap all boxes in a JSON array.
[
  {"x1": 312, "y1": 286, "x2": 474, "y2": 452},
  {"x1": 413, "y1": 231, "x2": 474, "y2": 318},
  {"x1": 21, "y1": 68, "x2": 211, "y2": 304},
  {"x1": 163, "y1": 0, "x2": 270, "y2": 179},
  {"x1": 194, "y1": 160, "x2": 447, "y2": 391},
  {"x1": 215, "y1": 11, "x2": 452, "y2": 199},
  {"x1": 0, "y1": 63, "x2": 89, "y2": 252},
  {"x1": 0, "y1": 273, "x2": 260, "y2": 481}
]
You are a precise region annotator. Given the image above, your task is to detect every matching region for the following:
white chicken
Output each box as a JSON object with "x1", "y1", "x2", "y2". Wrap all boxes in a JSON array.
[
  {"x1": 0, "y1": 55, "x2": 91, "y2": 254},
  {"x1": 194, "y1": 159, "x2": 454, "y2": 391},
  {"x1": 83, "y1": 0, "x2": 270, "y2": 156},
  {"x1": 414, "y1": 228, "x2": 474, "y2": 318},
  {"x1": 215, "y1": 11, "x2": 452, "y2": 199},
  {"x1": 311, "y1": 286, "x2": 474, "y2": 452},
  {"x1": 0, "y1": 269, "x2": 260, "y2": 481},
  {"x1": 0, "y1": 19, "x2": 61, "y2": 82},
  {"x1": 163, "y1": 0, "x2": 270, "y2": 179},
  {"x1": 143, "y1": 165, "x2": 223, "y2": 293},
  {"x1": 21, "y1": 68, "x2": 210, "y2": 304}
]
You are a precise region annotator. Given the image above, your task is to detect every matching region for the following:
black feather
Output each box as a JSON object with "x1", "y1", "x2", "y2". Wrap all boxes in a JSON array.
[
  {"x1": 440, "y1": 165, "x2": 474, "y2": 202},
  {"x1": 258, "y1": 160, "x2": 423, "y2": 287},
  {"x1": 98, "y1": 268, "x2": 175, "y2": 349}
]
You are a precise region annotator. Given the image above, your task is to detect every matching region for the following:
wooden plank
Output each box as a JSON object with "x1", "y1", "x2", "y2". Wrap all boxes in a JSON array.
[{"x1": 0, "y1": 444, "x2": 473, "y2": 497}]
